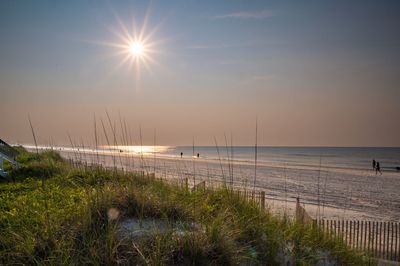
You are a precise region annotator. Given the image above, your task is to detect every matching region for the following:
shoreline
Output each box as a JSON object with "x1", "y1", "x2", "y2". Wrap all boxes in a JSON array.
[{"x1": 21, "y1": 145, "x2": 400, "y2": 222}]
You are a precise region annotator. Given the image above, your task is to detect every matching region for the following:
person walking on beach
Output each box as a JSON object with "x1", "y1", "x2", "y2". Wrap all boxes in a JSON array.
[
  {"x1": 372, "y1": 159, "x2": 376, "y2": 170},
  {"x1": 376, "y1": 162, "x2": 382, "y2": 175},
  {"x1": 180, "y1": 152, "x2": 183, "y2": 158}
]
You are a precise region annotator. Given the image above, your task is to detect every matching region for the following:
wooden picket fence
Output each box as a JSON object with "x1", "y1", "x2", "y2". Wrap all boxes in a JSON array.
[
  {"x1": 154, "y1": 174, "x2": 400, "y2": 262},
  {"x1": 317, "y1": 219, "x2": 400, "y2": 262}
]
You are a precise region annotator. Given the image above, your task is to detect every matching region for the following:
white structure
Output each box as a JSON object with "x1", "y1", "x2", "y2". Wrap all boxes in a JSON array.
[{"x1": 0, "y1": 139, "x2": 19, "y2": 177}]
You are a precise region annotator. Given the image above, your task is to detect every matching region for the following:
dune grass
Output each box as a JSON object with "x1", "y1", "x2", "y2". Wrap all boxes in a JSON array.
[{"x1": 0, "y1": 148, "x2": 373, "y2": 265}]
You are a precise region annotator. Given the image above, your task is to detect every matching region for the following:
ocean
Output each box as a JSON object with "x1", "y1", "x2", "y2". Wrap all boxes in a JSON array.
[{"x1": 150, "y1": 146, "x2": 400, "y2": 172}]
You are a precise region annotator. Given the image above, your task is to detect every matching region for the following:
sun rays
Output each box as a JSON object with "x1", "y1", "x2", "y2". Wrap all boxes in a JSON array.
[
  {"x1": 112, "y1": 15, "x2": 158, "y2": 80},
  {"x1": 92, "y1": 9, "x2": 164, "y2": 89}
]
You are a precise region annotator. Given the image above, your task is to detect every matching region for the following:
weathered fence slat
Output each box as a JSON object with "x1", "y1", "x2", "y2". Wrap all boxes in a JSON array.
[
  {"x1": 368, "y1": 221, "x2": 371, "y2": 252},
  {"x1": 380, "y1": 222, "x2": 382, "y2": 259},
  {"x1": 364, "y1": 221, "x2": 368, "y2": 251},
  {"x1": 376, "y1": 221, "x2": 379, "y2": 257},
  {"x1": 395, "y1": 223, "x2": 398, "y2": 261},
  {"x1": 391, "y1": 222, "x2": 394, "y2": 261},
  {"x1": 351, "y1": 220, "x2": 354, "y2": 248},
  {"x1": 371, "y1": 221, "x2": 375, "y2": 255},
  {"x1": 383, "y1": 221, "x2": 386, "y2": 259},
  {"x1": 356, "y1": 220, "x2": 360, "y2": 250},
  {"x1": 387, "y1": 222, "x2": 390, "y2": 259},
  {"x1": 316, "y1": 219, "x2": 400, "y2": 262}
]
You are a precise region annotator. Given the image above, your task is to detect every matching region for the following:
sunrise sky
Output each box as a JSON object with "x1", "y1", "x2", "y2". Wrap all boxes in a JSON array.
[{"x1": 1, "y1": 0, "x2": 399, "y2": 146}]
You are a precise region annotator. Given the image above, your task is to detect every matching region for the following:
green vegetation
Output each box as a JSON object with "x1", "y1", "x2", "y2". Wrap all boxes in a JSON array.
[{"x1": 0, "y1": 149, "x2": 371, "y2": 265}]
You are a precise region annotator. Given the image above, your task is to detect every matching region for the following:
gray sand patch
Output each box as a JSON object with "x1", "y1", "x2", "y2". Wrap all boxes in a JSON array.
[{"x1": 117, "y1": 217, "x2": 200, "y2": 240}]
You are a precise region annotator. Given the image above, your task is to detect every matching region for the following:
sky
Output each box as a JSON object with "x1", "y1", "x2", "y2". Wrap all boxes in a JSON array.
[{"x1": 1, "y1": 0, "x2": 399, "y2": 147}]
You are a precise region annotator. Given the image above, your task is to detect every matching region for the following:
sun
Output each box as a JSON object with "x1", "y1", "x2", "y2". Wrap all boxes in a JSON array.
[
  {"x1": 93, "y1": 9, "x2": 164, "y2": 90},
  {"x1": 107, "y1": 17, "x2": 160, "y2": 74},
  {"x1": 129, "y1": 41, "x2": 144, "y2": 57}
]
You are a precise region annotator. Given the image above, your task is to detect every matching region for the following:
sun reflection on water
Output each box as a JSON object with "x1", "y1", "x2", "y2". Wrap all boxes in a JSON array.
[{"x1": 102, "y1": 145, "x2": 170, "y2": 155}]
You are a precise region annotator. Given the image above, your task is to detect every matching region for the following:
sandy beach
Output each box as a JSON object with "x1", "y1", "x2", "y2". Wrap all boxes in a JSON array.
[{"x1": 25, "y1": 145, "x2": 400, "y2": 222}]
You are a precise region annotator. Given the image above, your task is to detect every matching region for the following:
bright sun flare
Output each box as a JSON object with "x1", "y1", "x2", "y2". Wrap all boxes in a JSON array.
[
  {"x1": 129, "y1": 41, "x2": 144, "y2": 57},
  {"x1": 96, "y1": 10, "x2": 162, "y2": 87}
]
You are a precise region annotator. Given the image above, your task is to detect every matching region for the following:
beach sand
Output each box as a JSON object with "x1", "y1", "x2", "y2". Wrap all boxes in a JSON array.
[{"x1": 26, "y1": 145, "x2": 400, "y2": 222}]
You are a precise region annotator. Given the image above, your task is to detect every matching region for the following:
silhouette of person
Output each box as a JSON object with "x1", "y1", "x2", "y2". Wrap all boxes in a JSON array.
[
  {"x1": 180, "y1": 152, "x2": 183, "y2": 158},
  {"x1": 372, "y1": 159, "x2": 376, "y2": 170},
  {"x1": 376, "y1": 162, "x2": 382, "y2": 175},
  {"x1": 197, "y1": 153, "x2": 200, "y2": 158}
]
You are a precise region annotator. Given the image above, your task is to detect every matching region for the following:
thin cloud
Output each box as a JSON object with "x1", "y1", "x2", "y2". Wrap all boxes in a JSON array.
[
  {"x1": 187, "y1": 44, "x2": 230, "y2": 49},
  {"x1": 187, "y1": 40, "x2": 279, "y2": 50},
  {"x1": 252, "y1": 75, "x2": 273, "y2": 81},
  {"x1": 217, "y1": 59, "x2": 238, "y2": 65},
  {"x1": 214, "y1": 10, "x2": 276, "y2": 20},
  {"x1": 187, "y1": 43, "x2": 241, "y2": 50}
]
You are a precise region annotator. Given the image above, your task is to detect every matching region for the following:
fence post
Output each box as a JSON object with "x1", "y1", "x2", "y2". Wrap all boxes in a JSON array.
[
  {"x1": 349, "y1": 220, "x2": 352, "y2": 247},
  {"x1": 390, "y1": 222, "x2": 394, "y2": 261},
  {"x1": 383, "y1": 222, "x2": 387, "y2": 259},
  {"x1": 332, "y1": 220, "x2": 336, "y2": 239},
  {"x1": 340, "y1": 220, "x2": 344, "y2": 242},
  {"x1": 353, "y1": 221, "x2": 358, "y2": 248},
  {"x1": 367, "y1": 221, "x2": 371, "y2": 253},
  {"x1": 387, "y1": 221, "x2": 390, "y2": 260},
  {"x1": 362, "y1": 221, "x2": 365, "y2": 251},
  {"x1": 348, "y1": 220, "x2": 351, "y2": 248},
  {"x1": 386, "y1": 222, "x2": 390, "y2": 260},
  {"x1": 381, "y1": 221, "x2": 384, "y2": 259},
  {"x1": 332, "y1": 220, "x2": 335, "y2": 238},
  {"x1": 363, "y1": 221, "x2": 367, "y2": 251},
  {"x1": 261, "y1": 191, "x2": 265, "y2": 209},
  {"x1": 376, "y1": 221, "x2": 379, "y2": 257},
  {"x1": 371, "y1": 221, "x2": 375, "y2": 256},
  {"x1": 379, "y1": 222, "x2": 383, "y2": 258},
  {"x1": 376, "y1": 221, "x2": 379, "y2": 258},
  {"x1": 354, "y1": 221, "x2": 357, "y2": 249},
  {"x1": 394, "y1": 223, "x2": 400, "y2": 261},
  {"x1": 375, "y1": 222, "x2": 378, "y2": 257},
  {"x1": 356, "y1": 221, "x2": 360, "y2": 250}
]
